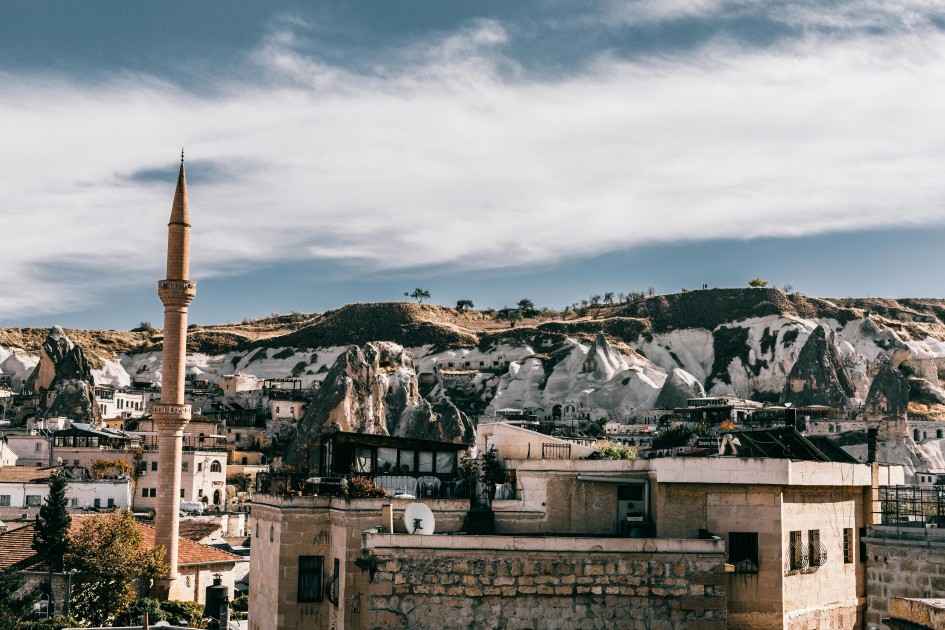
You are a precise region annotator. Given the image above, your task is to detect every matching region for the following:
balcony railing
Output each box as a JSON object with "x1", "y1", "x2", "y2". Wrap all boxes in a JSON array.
[
  {"x1": 876, "y1": 485, "x2": 945, "y2": 527},
  {"x1": 255, "y1": 472, "x2": 469, "y2": 499}
]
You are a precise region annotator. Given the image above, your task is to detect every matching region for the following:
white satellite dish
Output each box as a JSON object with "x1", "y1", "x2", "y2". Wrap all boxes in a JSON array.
[{"x1": 403, "y1": 503, "x2": 435, "y2": 535}]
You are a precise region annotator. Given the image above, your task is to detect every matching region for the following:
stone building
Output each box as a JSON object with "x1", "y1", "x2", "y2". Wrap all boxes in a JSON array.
[{"x1": 248, "y1": 422, "x2": 903, "y2": 629}]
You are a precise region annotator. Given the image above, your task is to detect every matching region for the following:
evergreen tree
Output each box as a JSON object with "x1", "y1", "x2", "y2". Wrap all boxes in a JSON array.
[
  {"x1": 33, "y1": 473, "x2": 71, "y2": 573},
  {"x1": 0, "y1": 567, "x2": 40, "y2": 630}
]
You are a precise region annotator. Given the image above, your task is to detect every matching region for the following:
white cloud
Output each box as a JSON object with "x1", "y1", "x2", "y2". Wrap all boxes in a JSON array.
[{"x1": 2, "y1": 18, "x2": 945, "y2": 319}]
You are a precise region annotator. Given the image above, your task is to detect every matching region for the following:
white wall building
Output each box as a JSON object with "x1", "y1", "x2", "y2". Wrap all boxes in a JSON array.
[
  {"x1": 135, "y1": 447, "x2": 228, "y2": 511},
  {"x1": 0, "y1": 467, "x2": 131, "y2": 510}
]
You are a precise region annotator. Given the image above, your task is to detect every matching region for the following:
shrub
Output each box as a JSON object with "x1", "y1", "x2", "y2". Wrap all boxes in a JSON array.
[
  {"x1": 596, "y1": 444, "x2": 637, "y2": 460},
  {"x1": 159, "y1": 600, "x2": 206, "y2": 628},
  {"x1": 345, "y1": 476, "x2": 386, "y2": 498}
]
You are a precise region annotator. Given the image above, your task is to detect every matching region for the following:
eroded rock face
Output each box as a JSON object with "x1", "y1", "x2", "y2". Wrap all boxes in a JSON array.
[
  {"x1": 654, "y1": 368, "x2": 706, "y2": 410},
  {"x1": 865, "y1": 356, "x2": 911, "y2": 420},
  {"x1": 284, "y1": 342, "x2": 473, "y2": 468},
  {"x1": 26, "y1": 327, "x2": 101, "y2": 423},
  {"x1": 780, "y1": 326, "x2": 856, "y2": 408}
]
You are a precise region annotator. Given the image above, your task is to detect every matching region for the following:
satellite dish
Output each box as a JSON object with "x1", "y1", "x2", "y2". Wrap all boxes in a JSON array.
[{"x1": 403, "y1": 503, "x2": 435, "y2": 535}]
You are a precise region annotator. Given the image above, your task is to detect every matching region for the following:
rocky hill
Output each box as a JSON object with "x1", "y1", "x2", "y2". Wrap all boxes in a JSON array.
[{"x1": 4, "y1": 289, "x2": 945, "y2": 424}]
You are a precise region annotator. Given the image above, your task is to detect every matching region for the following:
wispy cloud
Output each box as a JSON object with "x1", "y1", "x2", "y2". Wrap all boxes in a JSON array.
[{"x1": 2, "y1": 11, "x2": 945, "y2": 320}]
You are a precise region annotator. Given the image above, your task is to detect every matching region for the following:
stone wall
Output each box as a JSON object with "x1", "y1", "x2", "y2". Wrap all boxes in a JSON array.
[
  {"x1": 864, "y1": 526, "x2": 945, "y2": 629},
  {"x1": 355, "y1": 534, "x2": 727, "y2": 630}
]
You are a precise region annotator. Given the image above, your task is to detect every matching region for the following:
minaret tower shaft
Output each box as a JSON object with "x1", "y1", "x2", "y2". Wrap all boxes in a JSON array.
[{"x1": 153, "y1": 153, "x2": 197, "y2": 600}]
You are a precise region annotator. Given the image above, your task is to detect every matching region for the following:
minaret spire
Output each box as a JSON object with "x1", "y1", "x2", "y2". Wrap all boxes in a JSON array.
[{"x1": 153, "y1": 153, "x2": 197, "y2": 601}]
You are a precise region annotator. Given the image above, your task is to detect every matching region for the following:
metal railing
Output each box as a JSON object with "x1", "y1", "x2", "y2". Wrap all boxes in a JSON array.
[
  {"x1": 542, "y1": 443, "x2": 571, "y2": 459},
  {"x1": 255, "y1": 472, "x2": 468, "y2": 499},
  {"x1": 876, "y1": 485, "x2": 945, "y2": 527}
]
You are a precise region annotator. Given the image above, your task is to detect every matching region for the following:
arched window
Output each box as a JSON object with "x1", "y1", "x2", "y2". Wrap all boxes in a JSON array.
[
  {"x1": 210, "y1": 460, "x2": 222, "y2": 473},
  {"x1": 242, "y1": 457, "x2": 248, "y2": 465}
]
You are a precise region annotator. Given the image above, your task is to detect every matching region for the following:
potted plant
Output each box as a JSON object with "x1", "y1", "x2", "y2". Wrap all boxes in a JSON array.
[{"x1": 478, "y1": 449, "x2": 508, "y2": 505}]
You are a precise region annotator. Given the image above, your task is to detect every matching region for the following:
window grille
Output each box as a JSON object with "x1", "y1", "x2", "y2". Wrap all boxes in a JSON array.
[
  {"x1": 843, "y1": 528, "x2": 853, "y2": 564},
  {"x1": 326, "y1": 558, "x2": 340, "y2": 607},
  {"x1": 298, "y1": 556, "x2": 324, "y2": 603},
  {"x1": 808, "y1": 530, "x2": 827, "y2": 568},
  {"x1": 789, "y1": 530, "x2": 807, "y2": 571},
  {"x1": 728, "y1": 532, "x2": 759, "y2": 574}
]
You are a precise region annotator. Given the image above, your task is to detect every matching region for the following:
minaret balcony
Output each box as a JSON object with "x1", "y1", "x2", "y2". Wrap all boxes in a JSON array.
[
  {"x1": 153, "y1": 403, "x2": 192, "y2": 430},
  {"x1": 158, "y1": 279, "x2": 197, "y2": 307}
]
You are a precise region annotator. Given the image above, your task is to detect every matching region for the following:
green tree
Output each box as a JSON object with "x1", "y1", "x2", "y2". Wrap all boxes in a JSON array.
[
  {"x1": 479, "y1": 449, "x2": 508, "y2": 501},
  {"x1": 404, "y1": 288, "x2": 431, "y2": 303},
  {"x1": 603, "y1": 292, "x2": 614, "y2": 305},
  {"x1": 748, "y1": 277, "x2": 768, "y2": 288},
  {"x1": 33, "y1": 473, "x2": 71, "y2": 573},
  {"x1": 227, "y1": 473, "x2": 252, "y2": 494},
  {"x1": 596, "y1": 443, "x2": 637, "y2": 460},
  {"x1": 66, "y1": 511, "x2": 167, "y2": 627},
  {"x1": 158, "y1": 600, "x2": 205, "y2": 627},
  {"x1": 18, "y1": 616, "x2": 87, "y2": 630},
  {"x1": 0, "y1": 567, "x2": 41, "y2": 630},
  {"x1": 455, "y1": 299, "x2": 474, "y2": 312},
  {"x1": 651, "y1": 424, "x2": 694, "y2": 450},
  {"x1": 589, "y1": 294, "x2": 602, "y2": 306},
  {"x1": 516, "y1": 298, "x2": 535, "y2": 314}
]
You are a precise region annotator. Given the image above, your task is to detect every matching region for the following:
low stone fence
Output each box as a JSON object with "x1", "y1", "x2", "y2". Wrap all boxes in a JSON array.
[{"x1": 356, "y1": 534, "x2": 727, "y2": 630}]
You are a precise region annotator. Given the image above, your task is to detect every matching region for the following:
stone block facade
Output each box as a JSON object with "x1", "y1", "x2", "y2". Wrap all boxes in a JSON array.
[
  {"x1": 864, "y1": 526, "x2": 945, "y2": 629},
  {"x1": 355, "y1": 535, "x2": 727, "y2": 630}
]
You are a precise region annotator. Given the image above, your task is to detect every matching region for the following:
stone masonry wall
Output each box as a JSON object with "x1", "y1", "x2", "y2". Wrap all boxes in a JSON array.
[
  {"x1": 864, "y1": 527, "x2": 945, "y2": 629},
  {"x1": 355, "y1": 535, "x2": 727, "y2": 630}
]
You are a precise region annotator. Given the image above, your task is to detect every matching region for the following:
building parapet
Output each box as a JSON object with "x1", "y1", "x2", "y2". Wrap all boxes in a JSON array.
[{"x1": 362, "y1": 532, "x2": 725, "y2": 554}]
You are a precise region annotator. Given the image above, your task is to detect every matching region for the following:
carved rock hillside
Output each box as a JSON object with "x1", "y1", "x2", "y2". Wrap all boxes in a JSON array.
[
  {"x1": 284, "y1": 342, "x2": 473, "y2": 468},
  {"x1": 25, "y1": 326, "x2": 101, "y2": 423},
  {"x1": 780, "y1": 326, "x2": 857, "y2": 408}
]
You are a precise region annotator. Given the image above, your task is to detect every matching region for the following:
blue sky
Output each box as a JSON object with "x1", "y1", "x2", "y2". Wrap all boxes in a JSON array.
[{"x1": 3, "y1": 1, "x2": 945, "y2": 329}]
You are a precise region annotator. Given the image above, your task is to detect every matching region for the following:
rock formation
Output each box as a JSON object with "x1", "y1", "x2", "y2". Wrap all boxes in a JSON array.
[
  {"x1": 25, "y1": 327, "x2": 101, "y2": 423},
  {"x1": 284, "y1": 342, "x2": 474, "y2": 468},
  {"x1": 654, "y1": 368, "x2": 706, "y2": 410},
  {"x1": 780, "y1": 325, "x2": 856, "y2": 408},
  {"x1": 865, "y1": 356, "x2": 910, "y2": 421}
]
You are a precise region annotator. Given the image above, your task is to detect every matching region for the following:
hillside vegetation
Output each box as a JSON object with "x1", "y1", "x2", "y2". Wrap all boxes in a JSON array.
[{"x1": 5, "y1": 289, "x2": 945, "y2": 361}]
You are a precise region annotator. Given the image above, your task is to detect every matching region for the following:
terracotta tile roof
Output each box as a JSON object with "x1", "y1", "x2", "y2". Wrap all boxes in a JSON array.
[
  {"x1": 0, "y1": 523, "x2": 39, "y2": 570},
  {"x1": 0, "y1": 515, "x2": 241, "y2": 572},
  {"x1": 178, "y1": 520, "x2": 220, "y2": 543},
  {"x1": 0, "y1": 466, "x2": 59, "y2": 484},
  {"x1": 138, "y1": 523, "x2": 242, "y2": 566}
]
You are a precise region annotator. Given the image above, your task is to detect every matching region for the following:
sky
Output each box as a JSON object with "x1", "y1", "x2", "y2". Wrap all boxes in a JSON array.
[{"x1": 2, "y1": 1, "x2": 945, "y2": 329}]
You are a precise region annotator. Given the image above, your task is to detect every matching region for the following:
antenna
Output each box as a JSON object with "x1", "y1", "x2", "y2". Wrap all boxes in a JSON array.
[{"x1": 181, "y1": 148, "x2": 185, "y2": 164}]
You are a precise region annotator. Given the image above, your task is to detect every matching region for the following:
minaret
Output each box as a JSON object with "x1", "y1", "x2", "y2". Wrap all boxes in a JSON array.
[{"x1": 153, "y1": 152, "x2": 197, "y2": 600}]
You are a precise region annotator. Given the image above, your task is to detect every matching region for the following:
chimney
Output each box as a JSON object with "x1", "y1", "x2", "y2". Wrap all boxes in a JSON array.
[
  {"x1": 867, "y1": 428, "x2": 878, "y2": 464},
  {"x1": 785, "y1": 408, "x2": 797, "y2": 431}
]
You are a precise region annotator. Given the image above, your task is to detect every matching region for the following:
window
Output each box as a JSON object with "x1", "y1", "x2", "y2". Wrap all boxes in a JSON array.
[
  {"x1": 182, "y1": 462, "x2": 188, "y2": 472},
  {"x1": 151, "y1": 461, "x2": 158, "y2": 471},
  {"x1": 180, "y1": 489, "x2": 185, "y2": 498},
  {"x1": 197, "y1": 463, "x2": 203, "y2": 472},
  {"x1": 210, "y1": 460, "x2": 222, "y2": 473},
  {"x1": 142, "y1": 488, "x2": 149, "y2": 497},
  {"x1": 808, "y1": 529, "x2": 824, "y2": 567},
  {"x1": 107, "y1": 498, "x2": 114, "y2": 508},
  {"x1": 728, "y1": 532, "x2": 759, "y2": 573},
  {"x1": 34, "y1": 443, "x2": 42, "y2": 452},
  {"x1": 149, "y1": 488, "x2": 156, "y2": 497},
  {"x1": 198, "y1": 489, "x2": 203, "y2": 497},
  {"x1": 26, "y1": 495, "x2": 41, "y2": 506},
  {"x1": 297, "y1": 556, "x2": 324, "y2": 603},
  {"x1": 843, "y1": 528, "x2": 853, "y2": 564},
  {"x1": 255, "y1": 522, "x2": 259, "y2": 538},
  {"x1": 235, "y1": 433, "x2": 242, "y2": 441},
  {"x1": 859, "y1": 527, "x2": 867, "y2": 564},
  {"x1": 93, "y1": 498, "x2": 101, "y2": 508},
  {"x1": 70, "y1": 498, "x2": 77, "y2": 507},
  {"x1": 0, "y1": 495, "x2": 9, "y2": 506},
  {"x1": 789, "y1": 530, "x2": 805, "y2": 570}
]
